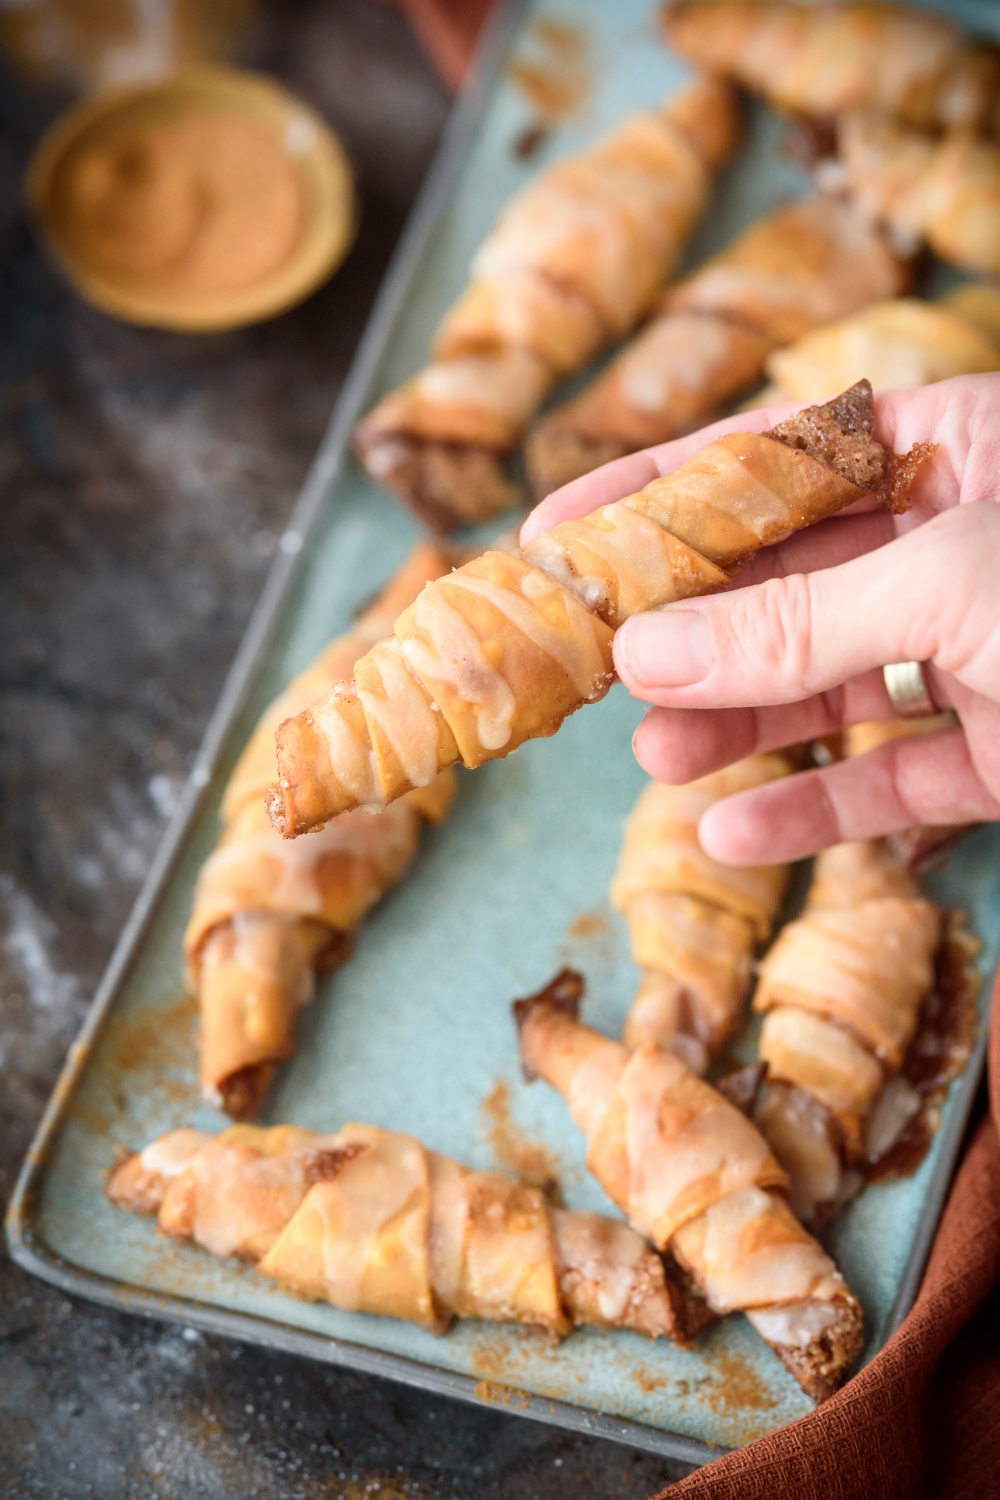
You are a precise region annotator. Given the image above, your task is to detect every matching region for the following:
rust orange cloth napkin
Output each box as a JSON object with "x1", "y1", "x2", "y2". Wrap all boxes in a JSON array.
[{"x1": 385, "y1": 0, "x2": 494, "y2": 91}]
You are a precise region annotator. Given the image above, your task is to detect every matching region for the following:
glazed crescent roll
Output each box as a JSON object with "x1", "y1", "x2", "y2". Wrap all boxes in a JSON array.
[
  {"x1": 661, "y1": 1, "x2": 1000, "y2": 133},
  {"x1": 353, "y1": 75, "x2": 740, "y2": 531},
  {"x1": 106, "y1": 1123, "x2": 696, "y2": 1342},
  {"x1": 526, "y1": 194, "x2": 907, "y2": 495},
  {"x1": 514, "y1": 973, "x2": 863, "y2": 1401},
  {"x1": 268, "y1": 382, "x2": 933, "y2": 837},
  {"x1": 834, "y1": 112, "x2": 1000, "y2": 277},
  {"x1": 611, "y1": 755, "x2": 792, "y2": 1071},
  {"x1": 759, "y1": 294, "x2": 1000, "y2": 405},
  {"x1": 753, "y1": 839, "x2": 941, "y2": 1222},
  {"x1": 186, "y1": 544, "x2": 457, "y2": 1119}
]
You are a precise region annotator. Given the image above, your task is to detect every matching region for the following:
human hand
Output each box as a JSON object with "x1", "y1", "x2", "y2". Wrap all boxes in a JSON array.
[{"x1": 520, "y1": 374, "x2": 1000, "y2": 865}]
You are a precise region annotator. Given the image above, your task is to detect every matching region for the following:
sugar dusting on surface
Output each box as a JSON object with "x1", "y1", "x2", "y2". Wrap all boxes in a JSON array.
[{"x1": 0, "y1": 875, "x2": 82, "y2": 1018}]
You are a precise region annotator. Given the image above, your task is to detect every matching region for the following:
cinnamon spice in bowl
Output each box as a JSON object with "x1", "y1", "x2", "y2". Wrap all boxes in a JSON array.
[{"x1": 28, "y1": 66, "x2": 356, "y2": 330}]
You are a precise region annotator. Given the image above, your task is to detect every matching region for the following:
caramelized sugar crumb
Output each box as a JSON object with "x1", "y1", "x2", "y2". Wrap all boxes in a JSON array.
[
  {"x1": 766, "y1": 378, "x2": 934, "y2": 510},
  {"x1": 767, "y1": 379, "x2": 886, "y2": 491}
]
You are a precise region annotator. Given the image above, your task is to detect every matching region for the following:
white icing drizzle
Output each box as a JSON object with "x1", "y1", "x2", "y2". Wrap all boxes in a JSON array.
[
  {"x1": 199, "y1": 807, "x2": 417, "y2": 914},
  {"x1": 315, "y1": 1128, "x2": 430, "y2": 1314},
  {"x1": 567, "y1": 1042, "x2": 625, "y2": 1140},
  {"x1": 472, "y1": 112, "x2": 703, "y2": 333},
  {"x1": 747, "y1": 1299, "x2": 842, "y2": 1350},
  {"x1": 427, "y1": 1152, "x2": 470, "y2": 1313},
  {"x1": 357, "y1": 639, "x2": 442, "y2": 791},
  {"x1": 443, "y1": 566, "x2": 605, "y2": 697},
  {"x1": 139, "y1": 1129, "x2": 210, "y2": 1179},
  {"x1": 552, "y1": 1209, "x2": 644, "y2": 1321},
  {"x1": 227, "y1": 913, "x2": 315, "y2": 1010},
  {"x1": 402, "y1": 586, "x2": 517, "y2": 752},
  {"x1": 673, "y1": 1186, "x2": 840, "y2": 1314},
  {"x1": 759, "y1": 1005, "x2": 883, "y2": 1121},
  {"x1": 527, "y1": 501, "x2": 712, "y2": 622},
  {"x1": 188, "y1": 1133, "x2": 331, "y2": 1260},
  {"x1": 415, "y1": 351, "x2": 548, "y2": 423},
  {"x1": 866, "y1": 1076, "x2": 922, "y2": 1161},
  {"x1": 620, "y1": 314, "x2": 738, "y2": 414},
  {"x1": 619, "y1": 1048, "x2": 775, "y2": 1244},
  {"x1": 311, "y1": 692, "x2": 382, "y2": 807}
]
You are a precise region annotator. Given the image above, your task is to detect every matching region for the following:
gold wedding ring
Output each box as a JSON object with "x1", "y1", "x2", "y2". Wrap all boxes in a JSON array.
[{"x1": 883, "y1": 660, "x2": 937, "y2": 718}]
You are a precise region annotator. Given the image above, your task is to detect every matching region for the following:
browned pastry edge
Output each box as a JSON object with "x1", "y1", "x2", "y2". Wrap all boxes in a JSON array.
[
  {"x1": 512, "y1": 968, "x2": 585, "y2": 1080},
  {"x1": 352, "y1": 431, "x2": 520, "y2": 534},
  {"x1": 104, "y1": 1147, "x2": 164, "y2": 1215},
  {"x1": 766, "y1": 379, "x2": 935, "y2": 512},
  {"x1": 716, "y1": 1061, "x2": 769, "y2": 1116},
  {"x1": 770, "y1": 1305, "x2": 866, "y2": 1404},
  {"x1": 660, "y1": 1252, "x2": 720, "y2": 1343},
  {"x1": 300, "y1": 1143, "x2": 366, "y2": 1184},
  {"x1": 218, "y1": 1064, "x2": 277, "y2": 1122}
]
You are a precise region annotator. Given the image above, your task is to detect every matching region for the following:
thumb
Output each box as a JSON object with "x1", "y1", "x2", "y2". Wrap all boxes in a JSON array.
[{"x1": 613, "y1": 502, "x2": 1000, "y2": 710}]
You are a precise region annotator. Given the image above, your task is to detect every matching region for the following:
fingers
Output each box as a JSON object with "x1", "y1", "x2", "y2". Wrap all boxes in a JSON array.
[
  {"x1": 614, "y1": 503, "x2": 1000, "y2": 711},
  {"x1": 875, "y1": 373, "x2": 1000, "y2": 522},
  {"x1": 699, "y1": 729, "x2": 1000, "y2": 866},
  {"x1": 632, "y1": 669, "x2": 900, "y2": 783},
  {"x1": 519, "y1": 397, "x2": 809, "y2": 545}
]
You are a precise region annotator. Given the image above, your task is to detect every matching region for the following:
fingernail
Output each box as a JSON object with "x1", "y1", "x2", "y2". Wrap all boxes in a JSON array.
[{"x1": 617, "y1": 610, "x2": 714, "y2": 688}]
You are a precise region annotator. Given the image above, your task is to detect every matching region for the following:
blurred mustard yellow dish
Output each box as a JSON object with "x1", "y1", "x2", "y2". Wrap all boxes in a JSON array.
[{"x1": 27, "y1": 67, "x2": 356, "y2": 331}]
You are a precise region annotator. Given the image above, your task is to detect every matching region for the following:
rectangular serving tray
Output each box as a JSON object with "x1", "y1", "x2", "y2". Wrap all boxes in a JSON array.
[{"x1": 8, "y1": 0, "x2": 1000, "y2": 1468}]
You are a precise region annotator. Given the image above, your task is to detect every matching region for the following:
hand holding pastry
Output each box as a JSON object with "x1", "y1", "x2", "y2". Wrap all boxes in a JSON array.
[
  {"x1": 269, "y1": 382, "x2": 932, "y2": 837},
  {"x1": 526, "y1": 375, "x2": 1000, "y2": 863}
]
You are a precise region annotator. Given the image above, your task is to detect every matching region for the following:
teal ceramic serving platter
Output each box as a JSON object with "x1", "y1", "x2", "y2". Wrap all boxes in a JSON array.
[{"x1": 8, "y1": 0, "x2": 999, "y2": 1468}]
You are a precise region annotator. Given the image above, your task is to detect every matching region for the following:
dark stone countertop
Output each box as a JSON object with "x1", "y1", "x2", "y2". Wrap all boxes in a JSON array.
[{"x1": 0, "y1": 4, "x2": 692, "y2": 1494}]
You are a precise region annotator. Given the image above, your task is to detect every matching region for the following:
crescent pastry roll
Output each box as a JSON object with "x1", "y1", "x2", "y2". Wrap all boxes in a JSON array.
[
  {"x1": 526, "y1": 195, "x2": 907, "y2": 496},
  {"x1": 106, "y1": 1123, "x2": 691, "y2": 1342},
  {"x1": 835, "y1": 112, "x2": 1000, "y2": 276},
  {"x1": 753, "y1": 839, "x2": 940, "y2": 1222},
  {"x1": 611, "y1": 756, "x2": 792, "y2": 1071},
  {"x1": 186, "y1": 543, "x2": 458, "y2": 1119},
  {"x1": 762, "y1": 295, "x2": 1000, "y2": 402},
  {"x1": 353, "y1": 75, "x2": 740, "y2": 531},
  {"x1": 514, "y1": 973, "x2": 863, "y2": 1401},
  {"x1": 661, "y1": 1, "x2": 1000, "y2": 133},
  {"x1": 268, "y1": 382, "x2": 933, "y2": 837}
]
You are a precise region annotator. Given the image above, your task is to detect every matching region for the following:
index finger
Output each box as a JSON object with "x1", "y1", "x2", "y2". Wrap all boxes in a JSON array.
[{"x1": 519, "y1": 395, "x2": 809, "y2": 545}]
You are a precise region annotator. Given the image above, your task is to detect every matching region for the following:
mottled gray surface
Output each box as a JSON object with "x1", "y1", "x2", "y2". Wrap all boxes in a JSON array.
[{"x1": 0, "y1": 4, "x2": 692, "y2": 1494}]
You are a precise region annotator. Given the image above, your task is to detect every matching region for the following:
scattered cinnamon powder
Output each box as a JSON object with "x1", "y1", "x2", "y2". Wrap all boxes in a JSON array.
[
  {"x1": 705, "y1": 1350, "x2": 779, "y2": 1415},
  {"x1": 482, "y1": 1080, "x2": 563, "y2": 1203},
  {"x1": 111, "y1": 991, "x2": 198, "y2": 1074},
  {"x1": 568, "y1": 910, "x2": 609, "y2": 940}
]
